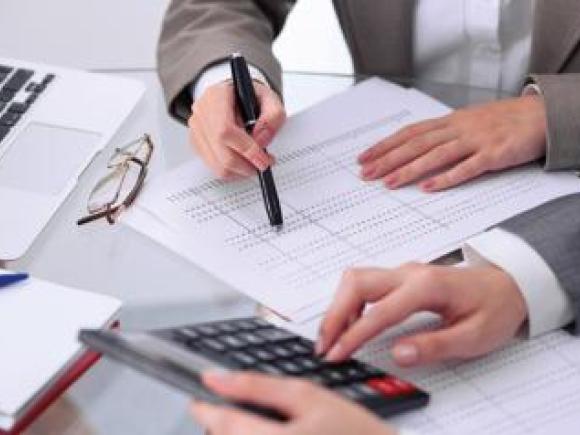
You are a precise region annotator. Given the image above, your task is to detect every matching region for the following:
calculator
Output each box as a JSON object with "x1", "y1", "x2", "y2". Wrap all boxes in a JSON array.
[{"x1": 80, "y1": 317, "x2": 429, "y2": 420}]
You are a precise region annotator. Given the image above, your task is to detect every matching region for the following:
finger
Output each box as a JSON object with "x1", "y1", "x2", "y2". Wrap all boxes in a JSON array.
[
  {"x1": 391, "y1": 317, "x2": 481, "y2": 367},
  {"x1": 223, "y1": 127, "x2": 273, "y2": 171},
  {"x1": 421, "y1": 153, "x2": 490, "y2": 192},
  {"x1": 361, "y1": 128, "x2": 456, "y2": 181},
  {"x1": 318, "y1": 268, "x2": 404, "y2": 355},
  {"x1": 190, "y1": 116, "x2": 232, "y2": 179},
  {"x1": 385, "y1": 139, "x2": 472, "y2": 188},
  {"x1": 358, "y1": 118, "x2": 447, "y2": 165},
  {"x1": 202, "y1": 371, "x2": 317, "y2": 417},
  {"x1": 325, "y1": 281, "x2": 444, "y2": 362},
  {"x1": 254, "y1": 84, "x2": 286, "y2": 148},
  {"x1": 191, "y1": 401, "x2": 282, "y2": 435},
  {"x1": 213, "y1": 140, "x2": 257, "y2": 178}
]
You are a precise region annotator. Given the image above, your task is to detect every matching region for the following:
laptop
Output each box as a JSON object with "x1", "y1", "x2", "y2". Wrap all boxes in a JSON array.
[{"x1": 0, "y1": 57, "x2": 144, "y2": 260}]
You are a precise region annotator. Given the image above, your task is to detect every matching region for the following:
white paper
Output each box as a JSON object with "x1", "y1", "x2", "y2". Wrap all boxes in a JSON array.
[
  {"x1": 0, "y1": 271, "x2": 121, "y2": 429},
  {"x1": 268, "y1": 312, "x2": 580, "y2": 435},
  {"x1": 125, "y1": 78, "x2": 580, "y2": 321}
]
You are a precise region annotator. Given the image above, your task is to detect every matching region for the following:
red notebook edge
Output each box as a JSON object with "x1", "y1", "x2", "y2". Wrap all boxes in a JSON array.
[{"x1": 0, "y1": 320, "x2": 120, "y2": 435}]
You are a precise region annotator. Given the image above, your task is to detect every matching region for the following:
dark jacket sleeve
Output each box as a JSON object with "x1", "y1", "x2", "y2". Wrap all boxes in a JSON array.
[
  {"x1": 157, "y1": 0, "x2": 295, "y2": 124},
  {"x1": 499, "y1": 193, "x2": 580, "y2": 333}
]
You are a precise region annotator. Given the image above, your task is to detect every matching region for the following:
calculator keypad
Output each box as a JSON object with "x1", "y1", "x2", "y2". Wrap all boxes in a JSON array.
[{"x1": 163, "y1": 317, "x2": 428, "y2": 417}]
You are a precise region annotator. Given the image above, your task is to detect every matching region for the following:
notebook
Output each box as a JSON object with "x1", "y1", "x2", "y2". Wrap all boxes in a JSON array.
[{"x1": 0, "y1": 270, "x2": 122, "y2": 433}]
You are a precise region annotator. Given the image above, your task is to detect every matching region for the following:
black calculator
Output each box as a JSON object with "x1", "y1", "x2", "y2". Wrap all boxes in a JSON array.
[{"x1": 80, "y1": 317, "x2": 429, "y2": 419}]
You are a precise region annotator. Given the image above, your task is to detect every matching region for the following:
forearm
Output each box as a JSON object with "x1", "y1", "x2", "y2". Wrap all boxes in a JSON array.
[
  {"x1": 158, "y1": 0, "x2": 292, "y2": 123},
  {"x1": 498, "y1": 194, "x2": 580, "y2": 333}
]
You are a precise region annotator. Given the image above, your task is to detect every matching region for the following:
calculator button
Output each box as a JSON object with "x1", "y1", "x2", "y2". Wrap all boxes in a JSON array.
[
  {"x1": 352, "y1": 383, "x2": 383, "y2": 398},
  {"x1": 287, "y1": 342, "x2": 311, "y2": 356},
  {"x1": 275, "y1": 360, "x2": 304, "y2": 375},
  {"x1": 256, "y1": 328, "x2": 295, "y2": 343},
  {"x1": 336, "y1": 385, "x2": 365, "y2": 400},
  {"x1": 249, "y1": 348, "x2": 276, "y2": 362},
  {"x1": 230, "y1": 351, "x2": 257, "y2": 367},
  {"x1": 218, "y1": 334, "x2": 247, "y2": 349},
  {"x1": 391, "y1": 378, "x2": 416, "y2": 394},
  {"x1": 270, "y1": 344, "x2": 293, "y2": 358},
  {"x1": 216, "y1": 322, "x2": 237, "y2": 334},
  {"x1": 303, "y1": 373, "x2": 326, "y2": 385},
  {"x1": 235, "y1": 320, "x2": 259, "y2": 331},
  {"x1": 200, "y1": 338, "x2": 227, "y2": 352},
  {"x1": 257, "y1": 363, "x2": 284, "y2": 375},
  {"x1": 252, "y1": 318, "x2": 271, "y2": 328},
  {"x1": 238, "y1": 331, "x2": 266, "y2": 346},
  {"x1": 196, "y1": 325, "x2": 220, "y2": 336},
  {"x1": 296, "y1": 357, "x2": 320, "y2": 371},
  {"x1": 177, "y1": 328, "x2": 200, "y2": 341},
  {"x1": 322, "y1": 369, "x2": 347, "y2": 385},
  {"x1": 367, "y1": 377, "x2": 400, "y2": 397}
]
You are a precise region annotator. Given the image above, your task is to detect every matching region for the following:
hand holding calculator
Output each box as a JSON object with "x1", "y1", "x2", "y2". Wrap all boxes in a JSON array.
[{"x1": 80, "y1": 317, "x2": 429, "y2": 420}]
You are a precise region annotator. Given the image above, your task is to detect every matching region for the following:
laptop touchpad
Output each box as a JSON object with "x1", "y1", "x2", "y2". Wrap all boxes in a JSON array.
[{"x1": 0, "y1": 123, "x2": 101, "y2": 196}]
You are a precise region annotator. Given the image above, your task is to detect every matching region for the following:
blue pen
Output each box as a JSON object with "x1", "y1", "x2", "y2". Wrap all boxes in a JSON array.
[{"x1": 0, "y1": 273, "x2": 29, "y2": 288}]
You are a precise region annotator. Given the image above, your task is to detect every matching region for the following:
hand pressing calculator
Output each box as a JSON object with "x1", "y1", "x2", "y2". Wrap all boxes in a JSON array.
[{"x1": 80, "y1": 317, "x2": 429, "y2": 420}]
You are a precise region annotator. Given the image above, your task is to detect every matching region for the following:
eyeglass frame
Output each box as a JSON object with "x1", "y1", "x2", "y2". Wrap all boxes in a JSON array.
[{"x1": 77, "y1": 134, "x2": 154, "y2": 226}]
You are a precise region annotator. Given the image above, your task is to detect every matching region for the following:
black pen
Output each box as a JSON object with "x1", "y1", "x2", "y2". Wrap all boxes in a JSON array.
[{"x1": 230, "y1": 53, "x2": 283, "y2": 229}]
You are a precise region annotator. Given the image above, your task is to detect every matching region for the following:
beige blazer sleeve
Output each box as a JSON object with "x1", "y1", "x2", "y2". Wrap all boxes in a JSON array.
[{"x1": 157, "y1": 0, "x2": 293, "y2": 123}]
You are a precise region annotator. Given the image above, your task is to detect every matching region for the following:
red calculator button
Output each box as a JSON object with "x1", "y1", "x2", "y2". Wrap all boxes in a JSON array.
[
  {"x1": 392, "y1": 378, "x2": 416, "y2": 394},
  {"x1": 367, "y1": 377, "x2": 399, "y2": 397}
]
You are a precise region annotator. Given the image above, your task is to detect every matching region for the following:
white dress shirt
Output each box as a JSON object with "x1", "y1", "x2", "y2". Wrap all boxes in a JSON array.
[{"x1": 192, "y1": 0, "x2": 573, "y2": 338}]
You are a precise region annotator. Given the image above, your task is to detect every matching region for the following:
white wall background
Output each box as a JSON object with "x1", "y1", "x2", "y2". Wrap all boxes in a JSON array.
[{"x1": 1, "y1": 0, "x2": 352, "y2": 73}]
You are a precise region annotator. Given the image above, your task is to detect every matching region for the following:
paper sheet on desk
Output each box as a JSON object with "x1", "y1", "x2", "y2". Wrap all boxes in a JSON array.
[
  {"x1": 267, "y1": 312, "x2": 580, "y2": 435},
  {"x1": 124, "y1": 78, "x2": 580, "y2": 322}
]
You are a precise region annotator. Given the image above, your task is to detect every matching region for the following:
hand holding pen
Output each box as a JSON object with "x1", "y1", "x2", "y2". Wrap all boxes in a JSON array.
[{"x1": 188, "y1": 58, "x2": 286, "y2": 180}]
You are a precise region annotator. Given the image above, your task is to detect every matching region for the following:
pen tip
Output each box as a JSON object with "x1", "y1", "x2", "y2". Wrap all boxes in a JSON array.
[
  {"x1": 274, "y1": 224, "x2": 283, "y2": 233},
  {"x1": 231, "y1": 52, "x2": 242, "y2": 59}
]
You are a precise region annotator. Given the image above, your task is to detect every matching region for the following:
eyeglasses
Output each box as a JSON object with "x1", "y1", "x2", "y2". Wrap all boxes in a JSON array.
[{"x1": 77, "y1": 134, "x2": 154, "y2": 226}]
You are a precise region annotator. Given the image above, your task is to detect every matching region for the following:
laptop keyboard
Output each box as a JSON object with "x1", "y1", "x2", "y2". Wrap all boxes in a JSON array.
[{"x1": 0, "y1": 64, "x2": 55, "y2": 144}]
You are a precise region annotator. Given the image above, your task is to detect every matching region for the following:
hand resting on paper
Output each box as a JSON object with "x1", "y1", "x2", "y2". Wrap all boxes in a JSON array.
[
  {"x1": 191, "y1": 371, "x2": 396, "y2": 435},
  {"x1": 358, "y1": 95, "x2": 547, "y2": 191},
  {"x1": 189, "y1": 81, "x2": 286, "y2": 180},
  {"x1": 317, "y1": 263, "x2": 528, "y2": 366}
]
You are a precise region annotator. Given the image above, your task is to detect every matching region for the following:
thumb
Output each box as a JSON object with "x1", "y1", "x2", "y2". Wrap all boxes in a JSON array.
[
  {"x1": 254, "y1": 84, "x2": 286, "y2": 148},
  {"x1": 390, "y1": 319, "x2": 478, "y2": 367}
]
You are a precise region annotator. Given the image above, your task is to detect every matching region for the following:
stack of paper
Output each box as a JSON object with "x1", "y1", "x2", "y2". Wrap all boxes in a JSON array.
[
  {"x1": 267, "y1": 312, "x2": 580, "y2": 435},
  {"x1": 124, "y1": 78, "x2": 580, "y2": 322},
  {"x1": 0, "y1": 271, "x2": 122, "y2": 432}
]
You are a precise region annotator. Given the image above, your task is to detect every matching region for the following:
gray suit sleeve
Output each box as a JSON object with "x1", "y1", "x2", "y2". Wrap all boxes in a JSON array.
[
  {"x1": 499, "y1": 193, "x2": 580, "y2": 333},
  {"x1": 528, "y1": 74, "x2": 580, "y2": 170},
  {"x1": 157, "y1": 0, "x2": 295, "y2": 124}
]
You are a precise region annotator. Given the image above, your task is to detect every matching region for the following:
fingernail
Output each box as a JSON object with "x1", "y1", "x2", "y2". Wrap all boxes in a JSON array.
[
  {"x1": 361, "y1": 166, "x2": 375, "y2": 180},
  {"x1": 391, "y1": 344, "x2": 419, "y2": 366},
  {"x1": 358, "y1": 150, "x2": 373, "y2": 163},
  {"x1": 421, "y1": 180, "x2": 436, "y2": 192},
  {"x1": 324, "y1": 343, "x2": 343, "y2": 362},
  {"x1": 254, "y1": 153, "x2": 271, "y2": 171},
  {"x1": 254, "y1": 128, "x2": 271, "y2": 148},
  {"x1": 385, "y1": 174, "x2": 398, "y2": 188}
]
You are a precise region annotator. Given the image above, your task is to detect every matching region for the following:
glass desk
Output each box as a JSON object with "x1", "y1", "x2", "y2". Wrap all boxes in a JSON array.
[{"x1": 3, "y1": 72, "x2": 505, "y2": 435}]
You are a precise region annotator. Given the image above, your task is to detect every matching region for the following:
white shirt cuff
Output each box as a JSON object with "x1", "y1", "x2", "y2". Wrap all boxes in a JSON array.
[
  {"x1": 191, "y1": 61, "x2": 269, "y2": 99},
  {"x1": 462, "y1": 228, "x2": 574, "y2": 337}
]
